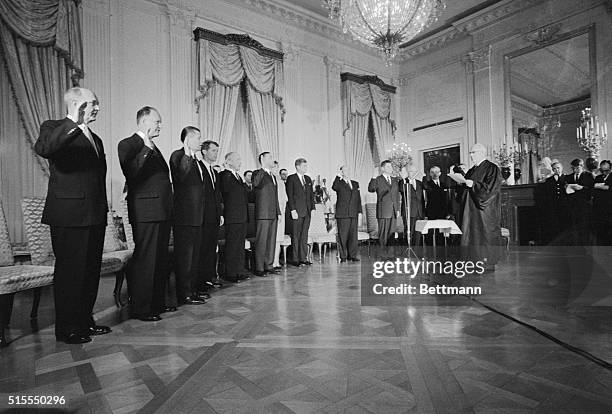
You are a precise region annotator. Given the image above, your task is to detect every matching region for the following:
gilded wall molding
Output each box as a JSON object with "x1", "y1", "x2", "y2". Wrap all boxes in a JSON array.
[{"x1": 524, "y1": 23, "x2": 562, "y2": 45}]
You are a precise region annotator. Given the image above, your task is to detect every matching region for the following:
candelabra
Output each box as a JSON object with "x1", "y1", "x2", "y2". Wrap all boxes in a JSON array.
[{"x1": 576, "y1": 107, "x2": 608, "y2": 158}]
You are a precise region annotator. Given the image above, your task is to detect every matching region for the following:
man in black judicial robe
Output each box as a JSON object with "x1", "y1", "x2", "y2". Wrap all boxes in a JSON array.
[
  {"x1": 169, "y1": 127, "x2": 207, "y2": 305},
  {"x1": 565, "y1": 158, "x2": 595, "y2": 245},
  {"x1": 592, "y1": 160, "x2": 612, "y2": 245},
  {"x1": 118, "y1": 106, "x2": 173, "y2": 321},
  {"x1": 220, "y1": 152, "x2": 249, "y2": 282},
  {"x1": 34, "y1": 87, "x2": 111, "y2": 344},
  {"x1": 286, "y1": 158, "x2": 315, "y2": 266},
  {"x1": 398, "y1": 165, "x2": 425, "y2": 246},
  {"x1": 332, "y1": 166, "x2": 362, "y2": 262},
  {"x1": 450, "y1": 143, "x2": 502, "y2": 270},
  {"x1": 252, "y1": 152, "x2": 281, "y2": 276},
  {"x1": 368, "y1": 160, "x2": 401, "y2": 248}
]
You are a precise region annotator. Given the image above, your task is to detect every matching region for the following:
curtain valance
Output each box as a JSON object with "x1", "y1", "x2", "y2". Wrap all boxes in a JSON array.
[
  {"x1": 195, "y1": 28, "x2": 285, "y2": 119},
  {"x1": 0, "y1": 0, "x2": 83, "y2": 78},
  {"x1": 341, "y1": 73, "x2": 396, "y2": 135}
]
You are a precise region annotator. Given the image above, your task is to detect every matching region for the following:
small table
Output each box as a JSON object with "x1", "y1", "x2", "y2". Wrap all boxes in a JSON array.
[{"x1": 415, "y1": 219, "x2": 462, "y2": 247}]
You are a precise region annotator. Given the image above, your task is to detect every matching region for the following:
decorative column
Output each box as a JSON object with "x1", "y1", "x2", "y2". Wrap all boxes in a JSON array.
[
  {"x1": 468, "y1": 45, "x2": 494, "y2": 150},
  {"x1": 324, "y1": 55, "x2": 343, "y2": 179},
  {"x1": 280, "y1": 42, "x2": 302, "y2": 166},
  {"x1": 165, "y1": 4, "x2": 196, "y2": 149},
  {"x1": 461, "y1": 53, "x2": 476, "y2": 162}
]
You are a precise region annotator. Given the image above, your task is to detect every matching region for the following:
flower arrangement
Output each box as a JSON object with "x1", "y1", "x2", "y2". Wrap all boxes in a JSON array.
[
  {"x1": 386, "y1": 142, "x2": 412, "y2": 176},
  {"x1": 493, "y1": 144, "x2": 522, "y2": 167}
]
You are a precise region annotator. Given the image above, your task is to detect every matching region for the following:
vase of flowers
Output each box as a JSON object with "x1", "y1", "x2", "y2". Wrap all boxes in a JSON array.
[{"x1": 387, "y1": 142, "x2": 412, "y2": 176}]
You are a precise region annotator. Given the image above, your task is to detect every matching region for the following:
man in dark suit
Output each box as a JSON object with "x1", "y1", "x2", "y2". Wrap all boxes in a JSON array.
[
  {"x1": 34, "y1": 87, "x2": 111, "y2": 344},
  {"x1": 118, "y1": 106, "x2": 173, "y2": 321},
  {"x1": 220, "y1": 152, "x2": 249, "y2": 282},
  {"x1": 286, "y1": 158, "x2": 315, "y2": 266},
  {"x1": 252, "y1": 152, "x2": 281, "y2": 276},
  {"x1": 368, "y1": 160, "x2": 401, "y2": 248},
  {"x1": 399, "y1": 165, "x2": 425, "y2": 246},
  {"x1": 593, "y1": 160, "x2": 612, "y2": 245},
  {"x1": 198, "y1": 141, "x2": 224, "y2": 291},
  {"x1": 333, "y1": 165, "x2": 362, "y2": 262},
  {"x1": 423, "y1": 166, "x2": 450, "y2": 245},
  {"x1": 565, "y1": 158, "x2": 594, "y2": 245},
  {"x1": 169, "y1": 126, "x2": 207, "y2": 306},
  {"x1": 542, "y1": 161, "x2": 568, "y2": 244}
]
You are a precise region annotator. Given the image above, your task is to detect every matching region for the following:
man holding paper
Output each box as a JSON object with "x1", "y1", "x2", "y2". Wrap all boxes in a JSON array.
[{"x1": 449, "y1": 143, "x2": 502, "y2": 271}]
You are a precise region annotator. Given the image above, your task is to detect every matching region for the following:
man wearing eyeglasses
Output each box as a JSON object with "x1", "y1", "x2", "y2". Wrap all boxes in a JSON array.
[{"x1": 34, "y1": 87, "x2": 111, "y2": 344}]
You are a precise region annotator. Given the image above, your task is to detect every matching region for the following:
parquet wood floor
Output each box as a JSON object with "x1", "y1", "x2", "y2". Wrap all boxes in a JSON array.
[{"x1": 1, "y1": 246, "x2": 611, "y2": 413}]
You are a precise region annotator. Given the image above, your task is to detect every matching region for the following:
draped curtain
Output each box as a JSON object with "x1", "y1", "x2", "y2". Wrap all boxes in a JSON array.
[
  {"x1": 196, "y1": 38, "x2": 284, "y2": 159},
  {"x1": 0, "y1": 0, "x2": 83, "y2": 176},
  {"x1": 342, "y1": 78, "x2": 396, "y2": 187}
]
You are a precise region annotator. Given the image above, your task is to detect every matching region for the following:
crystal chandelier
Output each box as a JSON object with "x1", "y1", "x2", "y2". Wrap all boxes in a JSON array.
[
  {"x1": 576, "y1": 107, "x2": 608, "y2": 158},
  {"x1": 323, "y1": 0, "x2": 446, "y2": 65}
]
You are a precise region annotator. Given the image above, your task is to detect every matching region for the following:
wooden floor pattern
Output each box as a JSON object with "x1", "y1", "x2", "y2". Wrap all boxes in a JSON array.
[{"x1": 1, "y1": 246, "x2": 612, "y2": 413}]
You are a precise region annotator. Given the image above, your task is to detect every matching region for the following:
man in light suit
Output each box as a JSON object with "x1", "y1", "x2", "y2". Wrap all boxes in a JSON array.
[
  {"x1": 118, "y1": 106, "x2": 173, "y2": 322},
  {"x1": 219, "y1": 152, "x2": 249, "y2": 283},
  {"x1": 252, "y1": 152, "x2": 281, "y2": 277},
  {"x1": 333, "y1": 165, "x2": 362, "y2": 262},
  {"x1": 286, "y1": 158, "x2": 315, "y2": 266},
  {"x1": 34, "y1": 87, "x2": 111, "y2": 344},
  {"x1": 368, "y1": 160, "x2": 401, "y2": 248},
  {"x1": 169, "y1": 126, "x2": 207, "y2": 306}
]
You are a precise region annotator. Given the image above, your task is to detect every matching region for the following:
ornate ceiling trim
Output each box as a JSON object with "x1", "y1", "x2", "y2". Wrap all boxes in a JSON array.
[
  {"x1": 341, "y1": 72, "x2": 397, "y2": 93},
  {"x1": 193, "y1": 27, "x2": 284, "y2": 60}
]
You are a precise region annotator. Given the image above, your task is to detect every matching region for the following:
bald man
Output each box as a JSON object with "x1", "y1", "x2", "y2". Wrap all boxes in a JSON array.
[
  {"x1": 34, "y1": 87, "x2": 111, "y2": 344},
  {"x1": 450, "y1": 144, "x2": 502, "y2": 270}
]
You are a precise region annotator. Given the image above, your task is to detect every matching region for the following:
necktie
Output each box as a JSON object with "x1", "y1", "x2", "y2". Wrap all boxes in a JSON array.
[
  {"x1": 209, "y1": 166, "x2": 216, "y2": 187},
  {"x1": 300, "y1": 175, "x2": 305, "y2": 188},
  {"x1": 386, "y1": 176, "x2": 391, "y2": 185},
  {"x1": 235, "y1": 171, "x2": 242, "y2": 182},
  {"x1": 575, "y1": 174, "x2": 578, "y2": 182},
  {"x1": 345, "y1": 179, "x2": 352, "y2": 190},
  {"x1": 269, "y1": 170, "x2": 276, "y2": 185},
  {"x1": 82, "y1": 126, "x2": 99, "y2": 157}
]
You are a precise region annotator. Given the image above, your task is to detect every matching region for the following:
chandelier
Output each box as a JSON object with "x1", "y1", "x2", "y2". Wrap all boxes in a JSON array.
[
  {"x1": 323, "y1": 0, "x2": 446, "y2": 65},
  {"x1": 576, "y1": 107, "x2": 608, "y2": 158}
]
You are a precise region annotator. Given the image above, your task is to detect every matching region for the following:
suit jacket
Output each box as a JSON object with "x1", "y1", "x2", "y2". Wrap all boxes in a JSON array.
[
  {"x1": 565, "y1": 171, "x2": 594, "y2": 204},
  {"x1": 200, "y1": 162, "x2": 223, "y2": 224},
  {"x1": 118, "y1": 134, "x2": 172, "y2": 223},
  {"x1": 332, "y1": 176, "x2": 362, "y2": 218},
  {"x1": 34, "y1": 118, "x2": 108, "y2": 227},
  {"x1": 593, "y1": 173, "x2": 612, "y2": 219},
  {"x1": 285, "y1": 173, "x2": 315, "y2": 218},
  {"x1": 169, "y1": 148, "x2": 207, "y2": 226},
  {"x1": 399, "y1": 178, "x2": 424, "y2": 218},
  {"x1": 219, "y1": 169, "x2": 248, "y2": 224},
  {"x1": 544, "y1": 175, "x2": 567, "y2": 207},
  {"x1": 368, "y1": 175, "x2": 401, "y2": 219},
  {"x1": 423, "y1": 177, "x2": 450, "y2": 219},
  {"x1": 252, "y1": 168, "x2": 281, "y2": 219}
]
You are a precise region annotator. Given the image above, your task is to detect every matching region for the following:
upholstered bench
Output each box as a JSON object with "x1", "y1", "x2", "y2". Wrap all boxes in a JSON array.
[
  {"x1": 22, "y1": 198, "x2": 131, "y2": 309},
  {"x1": 0, "y1": 199, "x2": 55, "y2": 347}
]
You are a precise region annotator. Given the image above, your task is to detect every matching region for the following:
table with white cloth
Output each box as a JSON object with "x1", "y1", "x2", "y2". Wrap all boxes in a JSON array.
[{"x1": 414, "y1": 219, "x2": 462, "y2": 247}]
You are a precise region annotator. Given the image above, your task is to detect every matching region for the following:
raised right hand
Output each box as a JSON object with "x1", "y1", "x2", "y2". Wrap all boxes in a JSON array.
[{"x1": 373, "y1": 166, "x2": 379, "y2": 178}]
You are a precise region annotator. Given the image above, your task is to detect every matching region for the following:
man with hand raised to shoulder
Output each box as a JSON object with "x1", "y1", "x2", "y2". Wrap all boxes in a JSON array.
[
  {"x1": 118, "y1": 107, "x2": 173, "y2": 322},
  {"x1": 34, "y1": 87, "x2": 111, "y2": 344}
]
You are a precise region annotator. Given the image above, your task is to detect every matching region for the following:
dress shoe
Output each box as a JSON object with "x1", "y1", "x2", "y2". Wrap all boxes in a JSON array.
[
  {"x1": 88, "y1": 325, "x2": 111, "y2": 336},
  {"x1": 133, "y1": 314, "x2": 161, "y2": 322},
  {"x1": 349, "y1": 257, "x2": 360, "y2": 262},
  {"x1": 196, "y1": 291, "x2": 211, "y2": 299},
  {"x1": 226, "y1": 277, "x2": 242, "y2": 283},
  {"x1": 61, "y1": 333, "x2": 92, "y2": 344},
  {"x1": 300, "y1": 261, "x2": 313, "y2": 266},
  {"x1": 238, "y1": 274, "x2": 251, "y2": 280},
  {"x1": 161, "y1": 306, "x2": 178, "y2": 313},
  {"x1": 180, "y1": 297, "x2": 206, "y2": 305},
  {"x1": 254, "y1": 270, "x2": 267, "y2": 277},
  {"x1": 289, "y1": 261, "x2": 303, "y2": 267},
  {"x1": 266, "y1": 269, "x2": 280, "y2": 275},
  {"x1": 204, "y1": 281, "x2": 215, "y2": 288},
  {"x1": 340, "y1": 258, "x2": 347, "y2": 263},
  {"x1": 212, "y1": 280, "x2": 223, "y2": 288},
  {"x1": 273, "y1": 266, "x2": 282, "y2": 270}
]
